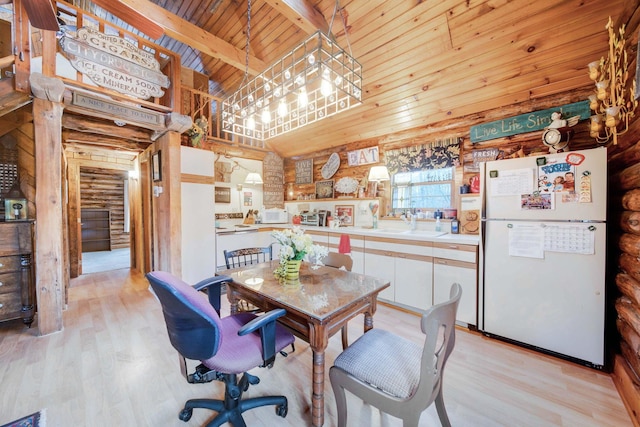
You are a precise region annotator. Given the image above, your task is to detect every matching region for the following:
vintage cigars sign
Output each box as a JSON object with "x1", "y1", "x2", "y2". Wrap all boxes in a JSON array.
[
  {"x1": 59, "y1": 27, "x2": 170, "y2": 100},
  {"x1": 470, "y1": 100, "x2": 591, "y2": 144}
]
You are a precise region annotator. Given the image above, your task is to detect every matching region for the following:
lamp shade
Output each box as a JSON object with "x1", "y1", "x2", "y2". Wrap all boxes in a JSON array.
[
  {"x1": 368, "y1": 166, "x2": 390, "y2": 182},
  {"x1": 244, "y1": 172, "x2": 264, "y2": 185}
]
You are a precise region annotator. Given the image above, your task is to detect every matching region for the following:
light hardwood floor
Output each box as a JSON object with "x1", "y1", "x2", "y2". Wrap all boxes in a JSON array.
[{"x1": 0, "y1": 269, "x2": 632, "y2": 427}]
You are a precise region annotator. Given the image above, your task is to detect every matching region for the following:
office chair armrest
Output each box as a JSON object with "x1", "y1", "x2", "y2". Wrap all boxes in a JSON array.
[
  {"x1": 238, "y1": 308, "x2": 287, "y2": 365},
  {"x1": 192, "y1": 275, "x2": 232, "y2": 315}
]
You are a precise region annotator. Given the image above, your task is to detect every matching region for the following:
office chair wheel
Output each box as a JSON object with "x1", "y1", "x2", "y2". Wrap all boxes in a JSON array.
[
  {"x1": 178, "y1": 408, "x2": 193, "y2": 422},
  {"x1": 276, "y1": 402, "x2": 288, "y2": 418}
]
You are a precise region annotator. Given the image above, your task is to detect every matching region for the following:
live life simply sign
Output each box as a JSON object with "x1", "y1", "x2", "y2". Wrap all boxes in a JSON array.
[{"x1": 470, "y1": 100, "x2": 591, "y2": 144}]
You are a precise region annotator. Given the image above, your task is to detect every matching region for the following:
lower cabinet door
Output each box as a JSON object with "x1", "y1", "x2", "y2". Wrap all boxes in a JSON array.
[
  {"x1": 394, "y1": 254, "x2": 433, "y2": 311},
  {"x1": 364, "y1": 251, "x2": 395, "y2": 301},
  {"x1": 433, "y1": 258, "x2": 477, "y2": 326}
]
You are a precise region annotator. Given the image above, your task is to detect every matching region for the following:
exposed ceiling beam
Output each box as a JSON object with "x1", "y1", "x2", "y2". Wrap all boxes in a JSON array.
[
  {"x1": 89, "y1": 0, "x2": 164, "y2": 40},
  {"x1": 262, "y1": 0, "x2": 329, "y2": 35},
  {"x1": 115, "y1": 0, "x2": 266, "y2": 74}
]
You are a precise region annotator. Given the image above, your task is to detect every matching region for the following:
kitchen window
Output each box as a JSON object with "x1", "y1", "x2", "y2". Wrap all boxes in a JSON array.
[{"x1": 391, "y1": 167, "x2": 454, "y2": 210}]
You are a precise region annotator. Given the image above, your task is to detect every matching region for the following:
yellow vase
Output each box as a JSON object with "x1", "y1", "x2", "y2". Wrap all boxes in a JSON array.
[{"x1": 285, "y1": 260, "x2": 302, "y2": 279}]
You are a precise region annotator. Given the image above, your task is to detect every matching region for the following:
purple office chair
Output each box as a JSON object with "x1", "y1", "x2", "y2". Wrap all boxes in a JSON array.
[{"x1": 146, "y1": 271, "x2": 295, "y2": 426}]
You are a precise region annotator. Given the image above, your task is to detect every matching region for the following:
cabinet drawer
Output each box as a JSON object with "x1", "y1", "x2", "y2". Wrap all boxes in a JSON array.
[
  {"x1": 0, "y1": 291, "x2": 22, "y2": 315},
  {"x1": 0, "y1": 256, "x2": 27, "y2": 273},
  {"x1": 0, "y1": 273, "x2": 21, "y2": 294},
  {"x1": 432, "y1": 242, "x2": 477, "y2": 263}
]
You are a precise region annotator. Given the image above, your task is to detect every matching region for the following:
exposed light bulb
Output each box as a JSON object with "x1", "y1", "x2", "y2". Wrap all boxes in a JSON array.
[
  {"x1": 261, "y1": 108, "x2": 271, "y2": 123},
  {"x1": 278, "y1": 99, "x2": 288, "y2": 117},
  {"x1": 247, "y1": 116, "x2": 255, "y2": 130},
  {"x1": 298, "y1": 89, "x2": 308, "y2": 108},
  {"x1": 308, "y1": 53, "x2": 315, "y2": 65},
  {"x1": 285, "y1": 69, "x2": 291, "y2": 80},
  {"x1": 321, "y1": 79, "x2": 332, "y2": 97},
  {"x1": 295, "y1": 75, "x2": 304, "y2": 86}
]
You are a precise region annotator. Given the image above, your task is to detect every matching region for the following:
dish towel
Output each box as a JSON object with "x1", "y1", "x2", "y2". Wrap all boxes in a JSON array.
[{"x1": 338, "y1": 234, "x2": 351, "y2": 254}]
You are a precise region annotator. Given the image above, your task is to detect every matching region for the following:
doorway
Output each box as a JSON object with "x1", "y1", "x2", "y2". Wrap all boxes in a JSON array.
[{"x1": 78, "y1": 166, "x2": 131, "y2": 275}]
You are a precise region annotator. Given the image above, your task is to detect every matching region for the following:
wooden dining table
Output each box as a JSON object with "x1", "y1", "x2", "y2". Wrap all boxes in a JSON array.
[{"x1": 223, "y1": 260, "x2": 390, "y2": 427}]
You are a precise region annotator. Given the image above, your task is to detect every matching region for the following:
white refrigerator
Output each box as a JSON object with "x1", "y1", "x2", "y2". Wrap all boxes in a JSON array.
[{"x1": 479, "y1": 147, "x2": 607, "y2": 368}]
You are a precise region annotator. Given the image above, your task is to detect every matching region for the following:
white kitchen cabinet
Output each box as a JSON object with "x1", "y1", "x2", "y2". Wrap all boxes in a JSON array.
[
  {"x1": 432, "y1": 242, "x2": 478, "y2": 326},
  {"x1": 395, "y1": 253, "x2": 433, "y2": 311},
  {"x1": 363, "y1": 250, "x2": 395, "y2": 301},
  {"x1": 364, "y1": 236, "x2": 433, "y2": 309},
  {"x1": 328, "y1": 232, "x2": 365, "y2": 274}
]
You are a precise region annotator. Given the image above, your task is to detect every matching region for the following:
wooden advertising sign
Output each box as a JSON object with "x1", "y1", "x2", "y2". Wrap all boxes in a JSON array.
[
  {"x1": 59, "y1": 27, "x2": 170, "y2": 99},
  {"x1": 263, "y1": 152, "x2": 284, "y2": 209},
  {"x1": 71, "y1": 92, "x2": 165, "y2": 127},
  {"x1": 347, "y1": 146, "x2": 379, "y2": 166},
  {"x1": 470, "y1": 100, "x2": 591, "y2": 144},
  {"x1": 295, "y1": 159, "x2": 313, "y2": 184}
]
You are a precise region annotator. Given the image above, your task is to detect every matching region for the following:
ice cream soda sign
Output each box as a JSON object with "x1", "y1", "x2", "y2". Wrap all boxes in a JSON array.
[{"x1": 59, "y1": 27, "x2": 170, "y2": 99}]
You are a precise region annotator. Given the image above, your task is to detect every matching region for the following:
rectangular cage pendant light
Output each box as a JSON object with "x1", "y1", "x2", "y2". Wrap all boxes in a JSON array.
[{"x1": 221, "y1": 31, "x2": 362, "y2": 141}]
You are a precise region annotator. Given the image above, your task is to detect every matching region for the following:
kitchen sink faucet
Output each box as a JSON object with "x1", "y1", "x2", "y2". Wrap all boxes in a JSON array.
[{"x1": 401, "y1": 212, "x2": 417, "y2": 231}]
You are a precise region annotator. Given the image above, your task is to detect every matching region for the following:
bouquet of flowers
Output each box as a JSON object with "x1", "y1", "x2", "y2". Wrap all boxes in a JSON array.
[{"x1": 271, "y1": 227, "x2": 328, "y2": 278}]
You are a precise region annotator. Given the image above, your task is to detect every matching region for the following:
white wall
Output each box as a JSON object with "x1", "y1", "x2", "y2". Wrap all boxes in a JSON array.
[{"x1": 181, "y1": 146, "x2": 216, "y2": 283}]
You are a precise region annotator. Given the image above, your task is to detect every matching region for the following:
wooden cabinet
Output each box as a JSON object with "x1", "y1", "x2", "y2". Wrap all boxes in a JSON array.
[
  {"x1": 81, "y1": 209, "x2": 111, "y2": 252},
  {"x1": 433, "y1": 242, "x2": 478, "y2": 326},
  {"x1": 364, "y1": 236, "x2": 433, "y2": 310},
  {"x1": 0, "y1": 221, "x2": 35, "y2": 326}
]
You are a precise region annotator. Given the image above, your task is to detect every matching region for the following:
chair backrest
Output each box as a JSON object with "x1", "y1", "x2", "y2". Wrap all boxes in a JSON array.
[
  {"x1": 416, "y1": 283, "x2": 461, "y2": 404},
  {"x1": 146, "y1": 271, "x2": 223, "y2": 361},
  {"x1": 224, "y1": 245, "x2": 272, "y2": 269},
  {"x1": 323, "y1": 252, "x2": 353, "y2": 271}
]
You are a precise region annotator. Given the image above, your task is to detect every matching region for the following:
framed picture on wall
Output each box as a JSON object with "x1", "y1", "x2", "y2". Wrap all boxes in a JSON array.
[
  {"x1": 215, "y1": 186, "x2": 231, "y2": 203},
  {"x1": 335, "y1": 204, "x2": 354, "y2": 226},
  {"x1": 315, "y1": 180, "x2": 334, "y2": 199},
  {"x1": 152, "y1": 151, "x2": 162, "y2": 182}
]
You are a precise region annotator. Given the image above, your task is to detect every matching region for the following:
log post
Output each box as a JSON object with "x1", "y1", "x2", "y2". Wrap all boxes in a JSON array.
[
  {"x1": 152, "y1": 130, "x2": 182, "y2": 274},
  {"x1": 30, "y1": 73, "x2": 65, "y2": 335}
]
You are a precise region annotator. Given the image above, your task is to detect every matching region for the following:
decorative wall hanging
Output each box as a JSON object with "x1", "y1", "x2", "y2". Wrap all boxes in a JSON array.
[
  {"x1": 321, "y1": 153, "x2": 341, "y2": 179},
  {"x1": 470, "y1": 101, "x2": 590, "y2": 144},
  {"x1": 59, "y1": 27, "x2": 170, "y2": 100},
  {"x1": 347, "y1": 146, "x2": 379, "y2": 166},
  {"x1": 385, "y1": 138, "x2": 461, "y2": 175},
  {"x1": 215, "y1": 186, "x2": 231, "y2": 203},
  {"x1": 587, "y1": 16, "x2": 638, "y2": 145},
  {"x1": 295, "y1": 159, "x2": 313, "y2": 184},
  {"x1": 315, "y1": 180, "x2": 334, "y2": 199}
]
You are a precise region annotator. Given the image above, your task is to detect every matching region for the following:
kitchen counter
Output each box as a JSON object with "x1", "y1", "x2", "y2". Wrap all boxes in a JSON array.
[{"x1": 251, "y1": 224, "x2": 479, "y2": 245}]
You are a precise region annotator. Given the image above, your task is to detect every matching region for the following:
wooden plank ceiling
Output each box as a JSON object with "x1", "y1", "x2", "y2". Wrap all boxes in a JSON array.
[{"x1": 68, "y1": 0, "x2": 634, "y2": 158}]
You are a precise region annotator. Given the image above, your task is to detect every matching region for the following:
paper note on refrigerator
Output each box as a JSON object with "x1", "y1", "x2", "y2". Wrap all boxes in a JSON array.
[
  {"x1": 490, "y1": 168, "x2": 534, "y2": 196},
  {"x1": 543, "y1": 224, "x2": 595, "y2": 254},
  {"x1": 508, "y1": 224, "x2": 544, "y2": 258}
]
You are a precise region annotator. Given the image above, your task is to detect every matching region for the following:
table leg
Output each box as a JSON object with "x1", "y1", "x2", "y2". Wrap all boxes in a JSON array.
[
  {"x1": 227, "y1": 288, "x2": 239, "y2": 315},
  {"x1": 364, "y1": 311, "x2": 373, "y2": 332},
  {"x1": 311, "y1": 350, "x2": 325, "y2": 427}
]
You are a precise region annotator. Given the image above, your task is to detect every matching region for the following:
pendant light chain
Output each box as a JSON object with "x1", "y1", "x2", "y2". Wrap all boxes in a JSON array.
[
  {"x1": 241, "y1": 0, "x2": 252, "y2": 88},
  {"x1": 328, "y1": 0, "x2": 354, "y2": 57}
]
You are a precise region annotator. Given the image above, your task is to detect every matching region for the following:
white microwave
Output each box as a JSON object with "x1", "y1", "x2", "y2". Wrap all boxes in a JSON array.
[{"x1": 262, "y1": 209, "x2": 289, "y2": 224}]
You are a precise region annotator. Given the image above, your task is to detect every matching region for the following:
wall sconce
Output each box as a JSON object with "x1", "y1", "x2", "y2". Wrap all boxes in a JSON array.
[
  {"x1": 588, "y1": 17, "x2": 638, "y2": 145},
  {"x1": 244, "y1": 172, "x2": 263, "y2": 185}
]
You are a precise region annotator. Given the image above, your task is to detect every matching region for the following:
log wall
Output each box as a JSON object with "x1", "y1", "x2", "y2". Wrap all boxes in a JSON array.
[
  {"x1": 282, "y1": 87, "x2": 601, "y2": 217},
  {"x1": 611, "y1": 116, "x2": 640, "y2": 425},
  {"x1": 79, "y1": 167, "x2": 130, "y2": 249}
]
